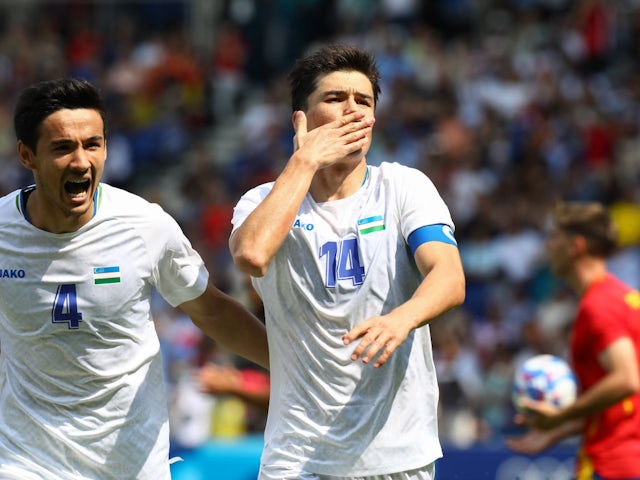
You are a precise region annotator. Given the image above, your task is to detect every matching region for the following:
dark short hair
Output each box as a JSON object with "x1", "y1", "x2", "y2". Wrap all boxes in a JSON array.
[
  {"x1": 287, "y1": 44, "x2": 381, "y2": 112},
  {"x1": 553, "y1": 201, "x2": 618, "y2": 257},
  {"x1": 14, "y1": 77, "x2": 106, "y2": 152}
]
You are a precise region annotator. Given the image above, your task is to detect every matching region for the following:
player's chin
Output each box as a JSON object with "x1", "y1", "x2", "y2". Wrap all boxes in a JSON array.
[
  {"x1": 361, "y1": 146, "x2": 373, "y2": 159},
  {"x1": 346, "y1": 148, "x2": 368, "y2": 161}
]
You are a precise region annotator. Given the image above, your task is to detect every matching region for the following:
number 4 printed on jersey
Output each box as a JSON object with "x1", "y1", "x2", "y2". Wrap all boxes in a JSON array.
[
  {"x1": 319, "y1": 238, "x2": 365, "y2": 288},
  {"x1": 52, "y1": 284, "x2": 83, "y2": 329}
]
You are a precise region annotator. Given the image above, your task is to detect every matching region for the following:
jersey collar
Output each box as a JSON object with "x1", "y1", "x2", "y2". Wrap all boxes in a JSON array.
[{"x1": 16, "y1": 184, "x2": 102, "y2": 224}]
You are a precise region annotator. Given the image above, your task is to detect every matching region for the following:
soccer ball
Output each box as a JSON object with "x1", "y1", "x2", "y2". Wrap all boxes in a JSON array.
[{"x1": 512, "y1": 354, "x2": 577, "y2": 411}]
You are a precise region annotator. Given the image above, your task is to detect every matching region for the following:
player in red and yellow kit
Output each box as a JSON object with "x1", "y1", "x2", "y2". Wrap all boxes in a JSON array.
[{"x1": 507, "y1": 202, "x2": 640, "y2": 480}]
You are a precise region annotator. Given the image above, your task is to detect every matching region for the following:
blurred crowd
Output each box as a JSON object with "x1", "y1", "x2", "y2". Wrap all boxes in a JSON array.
[{"x1": 1, "y1": 0, "x2": 640, "y2": 452}]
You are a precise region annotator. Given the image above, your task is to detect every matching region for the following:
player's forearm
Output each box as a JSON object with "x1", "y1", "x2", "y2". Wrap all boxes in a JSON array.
[
  {"x1": 210, "y1": 300, "x2": 269, "y2": 370},
  {"x1": 550, "y1": 418, "x2": 583, "y2": 444},
  {"x1": 395, "y1": 267, "x2": 465, "y2": 330},
  {"x1": 231, "y1": 152, "x2": 316, "y2": 277},
  {"x1": 562, "y1": 372, "x2": 637, "y2": 422},
  {"x1": 400, "y1": 249, "x2": 465, "y2": 329},
  {"x1": 182, "y1": 286, "x2": 269, "y2": 370}
]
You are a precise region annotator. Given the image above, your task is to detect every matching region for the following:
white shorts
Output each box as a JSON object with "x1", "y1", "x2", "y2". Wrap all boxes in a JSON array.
[{"x1": 278, "y1": 463, "x2": 436, "y2": 480}]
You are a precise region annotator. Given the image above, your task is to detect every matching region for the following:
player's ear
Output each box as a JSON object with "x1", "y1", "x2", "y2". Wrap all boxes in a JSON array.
[
  {"x1": 572, "y1": 234, "x2": 588, "y2": 256},
  {"x1": 17, "y1": 141, "x2": 36, "y2": 170}
]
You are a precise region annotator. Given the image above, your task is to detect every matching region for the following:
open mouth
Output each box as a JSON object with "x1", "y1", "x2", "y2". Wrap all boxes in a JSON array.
[{"x1": 64, "y1": 179, "x2": 91, "y2": 199}]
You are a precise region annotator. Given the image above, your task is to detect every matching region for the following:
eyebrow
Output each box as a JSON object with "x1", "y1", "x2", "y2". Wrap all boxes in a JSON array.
[
  {"x1": 323, "y1": 90, "x2": 374, "y2": 102},
  {"x1": 49, "y1": 135, "x2": 104, "y2": 146}
]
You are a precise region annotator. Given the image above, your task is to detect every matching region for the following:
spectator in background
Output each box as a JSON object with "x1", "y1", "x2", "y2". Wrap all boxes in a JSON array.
[
  {"x1": 433, "y1": 317, "x2": 484, "y2": 447},
  {"x1": 198, "y1": 363, "x2": 270, "y2": 415}
]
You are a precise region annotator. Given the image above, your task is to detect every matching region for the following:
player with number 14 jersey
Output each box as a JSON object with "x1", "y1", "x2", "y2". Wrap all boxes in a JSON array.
[{"x1": 233, "y1": 161, "x2": 456, "y2": 477}]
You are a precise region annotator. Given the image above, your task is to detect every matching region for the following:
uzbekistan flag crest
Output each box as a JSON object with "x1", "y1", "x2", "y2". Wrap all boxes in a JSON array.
[
  {"x1": 358, "y1": 215, "x2": 385, "y2": 235},
  {"x1": 93, "y1": 266, "x2": 121, "y2": 285}
]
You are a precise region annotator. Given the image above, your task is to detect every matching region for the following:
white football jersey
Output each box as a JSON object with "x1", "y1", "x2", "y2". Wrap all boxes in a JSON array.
[
  {"x1": 0, "y1": 183, "x2": 208, "y2": 479},
  {"x1": 232, "y1": 162, "x2": 454, "y2": 478}
]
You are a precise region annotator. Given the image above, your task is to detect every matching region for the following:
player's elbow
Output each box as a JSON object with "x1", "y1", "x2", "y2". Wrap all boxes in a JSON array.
[
  {"x1": 612, "y1": 371, "x2": 640, "y2": 402},
  {"x1": 236, "y1": 257, "x2": 269, "y2": 277},
  {"x1": 624, "y1": 373, "x2": 640, "y2": 396},
  {"x1": 449, "y1": 272, "x2": 466, "y2": 308},
  {"x1": 232, "y1": 247, "x2": 270, "y2": 277},
  {"x1": 230, "y1": 233, "x2": 271, "y2": 277},
  {"x1": 454, "y1": 282, "x2": 466, "y2": 308}
]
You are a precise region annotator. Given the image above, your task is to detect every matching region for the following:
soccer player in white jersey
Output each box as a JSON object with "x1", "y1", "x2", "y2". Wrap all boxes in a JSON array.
[
  {"x1": 0, "y1": 78, "x2": 268, "y2": 479},
  {"x1": 230, "y1": 44, "x2": 466, "y2": 480}
]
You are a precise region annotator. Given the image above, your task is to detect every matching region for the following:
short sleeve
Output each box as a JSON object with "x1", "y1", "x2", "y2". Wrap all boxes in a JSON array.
[
  {"x1": 384, "y1": 163, "x2": 454, "y2": 241},
  {"x1": 581, "y1": 295, "x2": 628, "y2": 354},
  {"x1": 152, "y1": 209, "x2": 209, "y2": 307},
  {"x1": 231, "y1": 182, "x2": 275, "y2": 233}
]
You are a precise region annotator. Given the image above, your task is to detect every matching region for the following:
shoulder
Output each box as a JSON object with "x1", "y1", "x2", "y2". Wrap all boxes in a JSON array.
[
  {"x1": 373, "y1": 162, "x2": 441, "y2": 198},
  {"x1": 238, "y1": 181, "x2": 276, "y2": 203},
  {"x1": 96, "y1": 183, "x2": 182, "y2": 241},
  {"x1": 232, "y1": 181, "x2": 275, "y2": 222},
  {"x1": 377, "y1": 161, "x2": 425, "y2": 176},
  {"x1": 0, "y1": 189, "x2": 20, "y2": 212},
  {"x1": 581, "y1": 275, "x2": 634, "y2": 317},
  {"x1": 98, "y1": 183, "x2": 156, "y2": 207},
  {"x1": 375, "y1": 162, "x2": 434, "y2": 185},
  {"x1": 97, "y1": 183, "x2": 167, "y2": 219},
  {"x1": 234, "y1": 181, "x2": 275, "y2": 211},
  {"x1": 0, "y1": 189, "x2": 26, "y2": 228}
]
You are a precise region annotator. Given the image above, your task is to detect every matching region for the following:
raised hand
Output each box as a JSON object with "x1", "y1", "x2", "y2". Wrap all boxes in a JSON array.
[{"x1": 292, "y1": 110, "x2": 374, "y2": 170}]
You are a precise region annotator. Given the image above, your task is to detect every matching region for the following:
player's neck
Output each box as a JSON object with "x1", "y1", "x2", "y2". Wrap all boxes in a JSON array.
[
  {"x1": 574, "y1": 258, "x2": 608, "y2": 296},
  {"x1": 310, "y1": 161, "x2": 368, "y2": 202},
  {"x1": 26, "y1": 188, "x2": 95, "y2": 234}
]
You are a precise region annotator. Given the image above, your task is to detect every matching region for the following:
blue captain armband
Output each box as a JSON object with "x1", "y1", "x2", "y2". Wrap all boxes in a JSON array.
[{"x1": 407, "y1": 224, "x2": 458, "y2": 255}]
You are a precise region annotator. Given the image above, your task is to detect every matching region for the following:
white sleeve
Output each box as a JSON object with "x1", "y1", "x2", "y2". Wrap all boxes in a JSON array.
[
  {"x1": 391, "y1": 163, "x2": 454, "y2": 241},
  {"x1": 151, "y1": 208, "x2": 209, "y2": 307},
  {"x1": 231, "y1": 182, "x2": 275, "y2": 233}
]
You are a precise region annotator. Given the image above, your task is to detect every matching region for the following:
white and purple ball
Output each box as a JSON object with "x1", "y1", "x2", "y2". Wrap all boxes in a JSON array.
[{"x1": 512, "y1": 354, "x2": 577, "y2": 411}]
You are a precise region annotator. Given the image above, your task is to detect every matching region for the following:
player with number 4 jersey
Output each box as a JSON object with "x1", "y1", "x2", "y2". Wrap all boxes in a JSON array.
[
  {"x1": 0, "y1": 78, "x2": 268, "y2": 480},
  {"x1": 0, "y1": 184, "x2": 207, "y2": 478}
]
